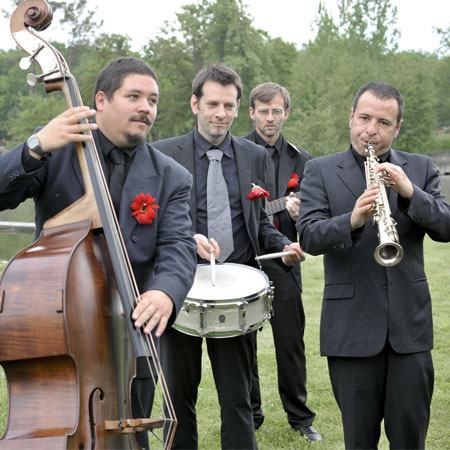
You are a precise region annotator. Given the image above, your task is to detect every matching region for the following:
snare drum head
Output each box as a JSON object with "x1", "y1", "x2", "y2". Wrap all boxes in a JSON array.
[{"x1": 188, "y1": 263, "x2": 268, "y2": 301}]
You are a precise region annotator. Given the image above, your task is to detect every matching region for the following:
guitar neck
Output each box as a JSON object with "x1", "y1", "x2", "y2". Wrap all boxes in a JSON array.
[{"x1": 265, "y1": 191, "x2": 301, "y2": 216}]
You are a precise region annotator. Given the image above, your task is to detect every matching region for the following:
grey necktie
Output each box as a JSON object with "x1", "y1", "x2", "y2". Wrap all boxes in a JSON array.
[{"x1": 206, "y1": 149, "x2": 234, "y2": 263}]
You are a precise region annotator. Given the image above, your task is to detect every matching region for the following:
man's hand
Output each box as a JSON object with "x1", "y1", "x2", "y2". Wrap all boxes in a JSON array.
[
  {"x1": 194, "y1": 233, "x2": 219, "y2": 261},
  {"x1": 286, "y1": 192, "x2": 300, "y2": 221},
  {"x1": 281, "y1": 242, "x2": 306, "y2": 265},
  {"x1": 32, "y1": 106, "x2": 98, "y2": 157},
  {"x1": 350, "y1": 184, "x2": 379, "y2": 231},
  {"x1": 377, "y1": 162, "x2": 414, "y2": 199},
  {"x1": 132, "y1": 290, "x2": 174, "y2": 337}
]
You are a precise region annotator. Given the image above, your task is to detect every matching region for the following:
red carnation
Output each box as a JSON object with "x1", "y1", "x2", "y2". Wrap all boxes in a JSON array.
[
  {"x1": 246, "y1": 183, "x2": 270, "y2": 201},
  {"x1": 287, "y1": 173, "x2": 299, "y2": 189},
  {"x1": 130, "y1": 192, "x2": 160, "y2": 225}
]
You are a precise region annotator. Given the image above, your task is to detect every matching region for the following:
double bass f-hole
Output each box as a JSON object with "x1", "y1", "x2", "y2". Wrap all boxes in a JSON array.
[{"x1": 0, "y1": 1, "x2": 176, "y2": 448}]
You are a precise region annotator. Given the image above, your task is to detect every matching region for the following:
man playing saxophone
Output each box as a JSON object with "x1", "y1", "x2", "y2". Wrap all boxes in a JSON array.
[{"x1": 297, "y1": 81, "x2": 450, "y2": 449}]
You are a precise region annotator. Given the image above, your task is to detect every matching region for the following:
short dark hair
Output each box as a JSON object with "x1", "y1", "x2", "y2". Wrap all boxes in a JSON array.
[
  {"x1": 353, "y1": 81, "x2": 404, "y2": 125},
  {"x1": 192, "y1": 63, "x2": 243, "y2": 101},
  {"x1": 249, "y1": 82, "x2": 290, "y2": 110},
  {"x1": 93, "y1": 56, "x2": 159, "y2": 108}
]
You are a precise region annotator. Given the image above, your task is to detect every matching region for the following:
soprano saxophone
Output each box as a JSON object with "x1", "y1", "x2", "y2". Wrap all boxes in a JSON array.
[{"x1": 364, "y1": 142, "x2": 403, "y2": 267}]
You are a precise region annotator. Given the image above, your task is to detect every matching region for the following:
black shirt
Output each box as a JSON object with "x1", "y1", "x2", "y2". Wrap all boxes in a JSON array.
[{"x1": 193, "y1": 128, "x2": 254, "y2": 265}]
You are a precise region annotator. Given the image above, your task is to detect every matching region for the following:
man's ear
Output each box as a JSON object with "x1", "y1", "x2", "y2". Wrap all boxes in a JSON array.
[
  {"x1": 190, "y1": 95, "x2": 199, "y2": 115},
  {"x1": 95, "y1": 91, "x2": 106, "y2": 112},
  {"x1": 235, "y1": 99, "x2": 240, "y2": 117},
  {"x1": 394, "y1": 119, "x2": 403, "y2": 138},
  {"x1": 349, "y1": 107, "x2": 355, "y2": 128}
]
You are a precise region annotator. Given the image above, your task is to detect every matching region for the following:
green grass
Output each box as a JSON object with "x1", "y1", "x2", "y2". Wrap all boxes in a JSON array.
[{"x1": 1, "y1": 238, "x2": 449, "y2": 448}]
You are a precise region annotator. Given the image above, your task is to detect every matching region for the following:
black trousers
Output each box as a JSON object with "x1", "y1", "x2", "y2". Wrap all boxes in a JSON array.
[
  {"x1": 251, "y1": 259, "x2": 316, "y2": 429},
  {"x1": 328, "y1": 342, "x2": 434, "y2": 449},
  {"x1": 160, "y1": 327, "x2": 257, "y2": 450}
]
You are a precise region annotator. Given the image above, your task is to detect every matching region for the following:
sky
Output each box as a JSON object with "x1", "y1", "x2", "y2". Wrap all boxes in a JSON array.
[{"x1": 1, "y1": 0, "x2": 449, "y2": 54}]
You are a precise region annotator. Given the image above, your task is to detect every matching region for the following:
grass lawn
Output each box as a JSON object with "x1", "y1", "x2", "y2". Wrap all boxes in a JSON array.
[{"x1": 1, "y1": 237, "x2": 449, "y2": 448}]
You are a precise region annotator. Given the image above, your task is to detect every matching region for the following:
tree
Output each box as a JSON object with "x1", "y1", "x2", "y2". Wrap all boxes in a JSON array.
[
  {"x1": 3, "y1": 0, "x2": 103, "y2": 68},
  {"x1": 144, "y1": 0, "x2": 299, "y2": 139},
  {"x1": 285, "y1": 0, "x2": 404, "y2": 156},
  {"x1": 337, "y1": 0, "x2": 400, "y2": 55},
  {"x1": 436, "y1": 25, "x2": 450, "y2": 56},
  {"x1": 6, "y1": 92, "x2": 66, "y2": 147}
]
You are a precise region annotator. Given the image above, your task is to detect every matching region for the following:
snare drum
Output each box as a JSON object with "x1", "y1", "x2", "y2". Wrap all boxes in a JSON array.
[{"x1": 173, "y1": 263, "x2": 273, "y2": 338}]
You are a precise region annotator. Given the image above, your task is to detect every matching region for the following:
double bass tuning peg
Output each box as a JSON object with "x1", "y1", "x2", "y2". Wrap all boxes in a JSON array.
[
  {"x1": 19, "y1": 44, "x2": 44, "y2": 70},
  {"x1": 25, "y1": 68, "x2": 58, "y2": 86}
]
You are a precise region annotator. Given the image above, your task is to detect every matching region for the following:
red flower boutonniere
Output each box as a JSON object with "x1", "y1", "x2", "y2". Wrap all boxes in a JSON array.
[
  {"x1": 287, "y1": 173, "x2": 299, "y2": 189},
  {"x1": 130, "y1": 192, "x2": 160, "y2": 225},
  {"x1": 246, "y1": 183, "x2": 270, "y2": 201}
]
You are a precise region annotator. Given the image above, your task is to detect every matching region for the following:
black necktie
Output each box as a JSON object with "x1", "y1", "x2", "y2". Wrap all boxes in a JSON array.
[
  {"x1": 266, "y1": 146, "x2": 280, "y2": 229},
  {"x1": 265, "y1": 146, "x2": 278, "y2": 199},
  {"x1": 108, "y1": 147, "x2": 127, "y2": 215}
]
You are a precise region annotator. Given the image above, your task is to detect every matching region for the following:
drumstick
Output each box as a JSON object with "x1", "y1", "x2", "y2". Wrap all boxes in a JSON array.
[
  {"x1": 255, "y1": 250, "x2": 295, "y2": 261},
  {"x1": 210, "y1": 250, "x2": 216, "y2": 286}
]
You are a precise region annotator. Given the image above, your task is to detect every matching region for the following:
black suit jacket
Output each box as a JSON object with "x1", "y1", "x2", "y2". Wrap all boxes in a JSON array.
[
  {"x1": 0, "y1": 131, "x2": 197, "y2": 319},
  {"x1": 297, "y1": 147, "x2": 450, "y2": 357},
  {"x1": 244, "y1": 131, "x2": 311, "y2": 290},
  {"x1": 152, "y1": 130, "x2": 291, "y2": 257}
]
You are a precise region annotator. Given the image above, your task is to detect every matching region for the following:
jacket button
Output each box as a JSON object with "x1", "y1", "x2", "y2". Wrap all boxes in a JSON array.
[
  {"x1": 132, "y1": 236, "x2": 138, "y2": 243},
  {"x1": 381, "y1": 283, "x2": 388, "y2": 289}
]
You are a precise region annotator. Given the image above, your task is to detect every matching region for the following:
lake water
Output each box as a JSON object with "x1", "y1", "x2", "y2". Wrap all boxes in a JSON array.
[{"x1": 0, "y1": 233, "x2": 34, "y2": 264}]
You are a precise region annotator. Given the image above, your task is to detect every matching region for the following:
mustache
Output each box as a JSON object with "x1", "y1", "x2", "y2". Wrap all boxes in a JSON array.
[{"x1": 130, "y1": 114, "x2": 151, "y2": 125}]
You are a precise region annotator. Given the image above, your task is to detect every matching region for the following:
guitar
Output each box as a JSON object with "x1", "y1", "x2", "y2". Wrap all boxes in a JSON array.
[{"x1": 265, "y1": 191, "x2": 301, "y2": 215}]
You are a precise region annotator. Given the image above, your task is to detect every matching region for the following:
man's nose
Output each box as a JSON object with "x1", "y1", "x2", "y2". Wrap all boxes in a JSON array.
[
  {"x1": 366, "y1": 119, "x2": 378, "y2": 135},
  {"x1": 215, "y1": 104, "x2": 226, "y2": 117},
  {"x1": 137, "y1": 98, "x2": 151, "y2": 112}
]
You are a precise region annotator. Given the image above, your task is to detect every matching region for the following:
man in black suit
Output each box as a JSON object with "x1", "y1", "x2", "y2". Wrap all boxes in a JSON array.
[
  {"x1": 244, "y1": 82, "x2": 321, "y2": 442},
  {"x1": 0, "y1": 57, "x2": 197, "y2": 449},
  {"x1": 153, "y1": 64, "x2": 303, "y2": 450},
  {"x1": 297, "y1": 81, "x2": 450, "y2": 449}
]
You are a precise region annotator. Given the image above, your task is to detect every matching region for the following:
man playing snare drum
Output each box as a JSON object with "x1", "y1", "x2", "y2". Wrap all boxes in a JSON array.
[{"x1": 153, "y1": 63, "x2": 303, "y2": 449}]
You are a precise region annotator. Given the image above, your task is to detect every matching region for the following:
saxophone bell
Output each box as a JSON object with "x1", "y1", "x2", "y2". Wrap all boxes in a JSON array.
[{"x1": 374, "y1": 241, "x2": 404, "y2": 267}]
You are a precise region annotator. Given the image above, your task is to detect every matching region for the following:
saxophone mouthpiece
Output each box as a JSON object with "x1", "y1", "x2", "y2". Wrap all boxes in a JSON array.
[{"x1": 366, "y1": 141, "x2": 374, "y2": 153}]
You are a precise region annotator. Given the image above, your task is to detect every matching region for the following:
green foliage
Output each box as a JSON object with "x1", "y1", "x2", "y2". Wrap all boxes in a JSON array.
[
  {"x1": 436, "y1": 25, "x2": 450, "y2": 56},
  {"x1": 0, "y1": 0, "x2": 449, "y2": 153},
  {"x1": 50, "y1": 0, "x2": 104, "y2": 47},
  {"x1": 337, "y1": 0, "x2": 400, "y2": 54},
  {"x1": 282, "y1": 0, "x2": 443, "y2": 157},
  {"x1": 6, "y1": 93, "x2": 66, "y2": 147}
]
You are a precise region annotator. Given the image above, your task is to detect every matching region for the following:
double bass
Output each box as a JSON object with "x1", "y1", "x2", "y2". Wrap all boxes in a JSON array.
[{"x1": 0, "y1": 1, "x2": 176, "y2": 448}]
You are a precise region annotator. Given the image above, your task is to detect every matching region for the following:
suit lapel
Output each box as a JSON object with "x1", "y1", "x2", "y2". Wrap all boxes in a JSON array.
[
  {"x1": 232, "y1": 137, "x2": 253, "y2": 226},
  {"x1": 388, "y1": 149, "x2": 409, "y2": 216},
  {"x1": 337, "y1": 148, "x2": 366, "y2": 200},
  {"x1": 278, "y1": 142, "x2": 297, "y2": 196},
  {"x1": 119, "y1": 143, "x2": 158, "y2": 241},
  {"x1": 174, "y1": 133, "x2": 197, "y2": 229}
]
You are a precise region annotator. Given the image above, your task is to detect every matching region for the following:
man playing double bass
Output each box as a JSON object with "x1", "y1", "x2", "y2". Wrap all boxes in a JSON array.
[{"x1": 0, "y1": 56, "x2": 197, "y2": 449}]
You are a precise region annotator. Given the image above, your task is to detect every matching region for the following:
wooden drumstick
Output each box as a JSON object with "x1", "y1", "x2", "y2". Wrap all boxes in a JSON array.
[
  {"x1": 255, "y1": 250, "x2": 295, "y2": 261},
  {"x1": 210, "y1": 250, "x2": 216, "y2": 286}
]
